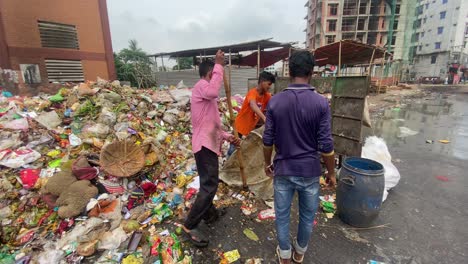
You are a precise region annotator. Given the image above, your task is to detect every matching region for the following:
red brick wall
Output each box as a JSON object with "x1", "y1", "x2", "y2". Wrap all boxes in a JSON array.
[
  {"x1": 2, "y1": 0, "x2": 105, "y2": 52},
  {"x1": 0, "y1": 0, "x2": 114, "y2": 94}
]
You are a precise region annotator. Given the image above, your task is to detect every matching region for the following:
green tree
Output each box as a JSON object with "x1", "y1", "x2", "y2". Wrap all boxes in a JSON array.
[
  {"x1": 114, "y1": 39, "x2": 156, "y2": 88},
  {"x1": 173, "y1": 57, "x2": 193, "y2": 70}
]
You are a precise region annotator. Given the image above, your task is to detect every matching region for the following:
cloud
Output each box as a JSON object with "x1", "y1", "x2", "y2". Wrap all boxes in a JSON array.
[{"x1": 108, "y1": 0, "x2": 306, "y2": 54}]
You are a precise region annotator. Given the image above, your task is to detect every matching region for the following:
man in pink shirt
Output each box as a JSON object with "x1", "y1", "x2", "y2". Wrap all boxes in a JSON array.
[{"x1": 183, "y1": 50, "x2": 239, "y2": 247}]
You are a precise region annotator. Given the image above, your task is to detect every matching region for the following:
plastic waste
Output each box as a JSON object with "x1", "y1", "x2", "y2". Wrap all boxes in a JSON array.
[
  {"x1": 258, "y1": 209, "x2": 276, "y2": 220},
  {"x1": 222, "y1": 249, "x2": 241, "y2": 263},
  {"x1": 98, "y1": 227, "x2": 128, "y2": 250},
  {"x1": 361, "y1": 136, "x2": 401, "y2": 202},
  {"x1": 98, "y1": 107, "x2": 117, "y2": 126},
  {"x1": 19, "y1": 169, "x2": 40, "y2": 189},
  {"x1": 2, "y1": 118, "x2": 29, "y2": 130},
  {"x1": 35, "y1": 111, "x2": 61, "y2": 130},
  {"x1": 49, "y1": 93, "x2": 64, "y2": 102},
  {"x1": 0, "y1": 147, "x2": 41, "y2": 168},
  {"x1": 37, "y1": 248, "x2": 64, "y2": 264},
  {"x1": 2, "y1": 91, "x2": 13, "y2": 98},
  {"x1": 82, "y1": 123, "x2": 110, "y2": 139},
  {"x1": 397, "y1": 127, "x2": 418, "y2": 138},
  {"x1": 69, "y1": 134, "x2": 82, "y2": 146}
]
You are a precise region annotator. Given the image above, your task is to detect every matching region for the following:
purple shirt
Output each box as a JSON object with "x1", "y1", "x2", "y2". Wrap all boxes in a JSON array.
[{"x1": 263, "y1": 84, "x2": 334, "y2": 177}]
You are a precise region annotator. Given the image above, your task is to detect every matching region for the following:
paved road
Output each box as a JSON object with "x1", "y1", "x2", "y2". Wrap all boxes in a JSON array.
[{"x1": 190, "y1": 86, "x2": 468, "y2": 263}]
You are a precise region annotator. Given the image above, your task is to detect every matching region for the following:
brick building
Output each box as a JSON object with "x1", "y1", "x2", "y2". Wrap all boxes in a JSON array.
[{"x1": 0, "y1": 0, "x2": 115, "y2": 94}]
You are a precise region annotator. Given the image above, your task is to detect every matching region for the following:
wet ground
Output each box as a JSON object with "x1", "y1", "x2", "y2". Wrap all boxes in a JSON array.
[{"x1": 191, "y1": 85, "x2": 468, "y2": 263}]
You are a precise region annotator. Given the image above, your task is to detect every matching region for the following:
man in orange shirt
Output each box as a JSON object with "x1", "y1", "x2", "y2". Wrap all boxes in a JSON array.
[{"x1": 228, "y1": 71, "x2": 275, "y2": 156}]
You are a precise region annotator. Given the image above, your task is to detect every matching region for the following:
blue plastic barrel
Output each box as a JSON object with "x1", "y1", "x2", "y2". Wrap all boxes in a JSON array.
[{"x1": 337, "y1": 157, "x2": 385, "y2": 227}]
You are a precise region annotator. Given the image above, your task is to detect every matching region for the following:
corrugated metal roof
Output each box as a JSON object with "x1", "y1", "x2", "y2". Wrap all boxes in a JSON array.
[
  {"x1": 313, "y1": 40, "x2": 391, "y2": 66},
  {"x1": 149, "y1": 38, "x2": 295, "y2": 58}
]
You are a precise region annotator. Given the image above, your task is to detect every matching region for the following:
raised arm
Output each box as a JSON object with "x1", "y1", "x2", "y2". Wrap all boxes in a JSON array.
[{"x1": 199, "y1": 50, "x2": 225, "y2": 100}]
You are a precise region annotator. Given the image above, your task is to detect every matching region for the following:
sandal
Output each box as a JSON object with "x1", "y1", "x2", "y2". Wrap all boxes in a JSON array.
[
  {"x1": 276, "y1": 246, "x2": 291, "y2": 264},
  {"x1": 183, "y1": 228, "x2": 209, "y2": 248},
  {"x1": 292, "y1": 250, "x2": 304, "y2": 264}
]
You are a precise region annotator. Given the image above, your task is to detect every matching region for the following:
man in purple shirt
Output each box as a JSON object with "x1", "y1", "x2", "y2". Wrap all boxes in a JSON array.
[{"x1": 263, "y1": 50, "x2": 336, "y2": 264}]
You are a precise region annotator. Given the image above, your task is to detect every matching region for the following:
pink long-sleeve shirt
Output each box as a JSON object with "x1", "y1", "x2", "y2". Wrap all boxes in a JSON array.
[{"x1": 191, "y1": 64, "x2": 230, "y2": 155}]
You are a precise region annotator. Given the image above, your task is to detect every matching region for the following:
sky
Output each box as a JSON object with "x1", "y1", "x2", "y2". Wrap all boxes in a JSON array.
[{"x1": 107, "y1": 0, "x2": 307, "y2": 55}]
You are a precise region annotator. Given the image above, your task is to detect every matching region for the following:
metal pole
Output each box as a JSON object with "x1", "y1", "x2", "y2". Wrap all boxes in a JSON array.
[
  {"x1": 378, "y1": 51, "x2": 386, "y2": 93},
  {"x1": 367, "y1": 48, "x2": 376, "y2": 75},
  {"x1": 154, "y1": 56, "x2": 158, "y2": 72},
  {"x1": 229, "y1": 49, "x2": 232, "y2": 93},
  {"x1": 177, "y1": 56, "x2": 180, "y2": 71},
  {"x1": 257, "y1": 44, "x2": 261, "y2": 77},
  {"x1": 161, "y1": 56, "x2": 165, "y2": 72},
  {"x1": 338, "y1": 40, "x2": 342, "y2": 76}
]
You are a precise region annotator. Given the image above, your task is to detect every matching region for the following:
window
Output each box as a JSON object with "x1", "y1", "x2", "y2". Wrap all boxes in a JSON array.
[
  {"x1": 391, "y1": 36, "x2": 396, "y2": 46},
  {"x1": 329, "y1": 4, "x2": 338, "y2": 16},
  {"x1": 393, "y1": 20, "x2": 399, "y2": 30},
  {"x1": 358, "y1": 18, "x2": 366, "y2": 30},
  {"x1": 326, "y1": 35, "x2": 336, "y2": 44},
  {"x1": 440, "y1": 11, "x2": 446, "y2": 19},
  {"x1": 425, "y1": 3, "x2": 429, "y2": 9},
  {"x1": 328, "y1": 20, "x2": 337, "y2": 32},
  {"x1": 359, "y1": 2, "x2": 367, "y2": 14},
  {"x1": 396, "y1": 4, "x2": 401, "y2": 14},
  {"x1": 45, "y1": 59, "x2": 84, "y2": 82},
  {"x1": 423, "y1": 18, "x2": 427, "y2": 24},
  {"x1": 442, "y1": 0, "x2": 448, "y2": 4},
  {"x1": 415, "y1": 33, "x2": 420, "y2": 41},
  {"x1": 38, "y1": 21, "x2": 79, "y2": 49},
  {"x1": 421, "y1": 32, "x2": 425, "y2": 38},
  {"x1": 380, "y1": 36, "x2": 383, "y2": 44},
  {"x1": 435, "y1": 42, "x2": 441, "y2": 49},
  {"x1": 431, "y1": 55, "x2": 437, "y2": 64},
  {"x1": 419, "y1": 46, "x2": 422, "y2": 51},
  {"x1": 381, "y1": 20, "x2": 385, "y2": 29},
  {"x1": 438, "y1": 27, "x2": 444, "y2": 34}
]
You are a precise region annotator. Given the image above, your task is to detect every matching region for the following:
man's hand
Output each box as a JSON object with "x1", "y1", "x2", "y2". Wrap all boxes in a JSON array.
[
  {"x1": 264, "y1": 164, "x2": 274, "y2": 178},
  {"x1": 325, "y1": 171, "x2": 337, "y2": 187},
  {"x1": 215, "y1": 50, "x2": 225, "y2": 66},
  {"x1": 227, "y1": 135, "x2": 241, "y2": 147}
]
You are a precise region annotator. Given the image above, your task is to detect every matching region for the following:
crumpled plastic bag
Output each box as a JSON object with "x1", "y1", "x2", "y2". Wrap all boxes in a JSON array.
[
  {"x1": 0, "y1": 132, "x2": 22, "y2": 150},
  {"x1": 398, "y1": 127, "x2": 418, "y2": 138},
  {"x1": 0, "y1": 147, "x2": 41, "y2": 168},
  {"x1": 82, "y1": 123, "x2": 110, "y2": 139},
  {"x1": 36, "y1": 243, "x2": 65, "y2": 264},
  {"x1": 98, "y1": 227, "x2": 128, "y2": 250},
  {"x1": 361, "y1": 136, "x2": 401, "y2": 202},
  {"x1": 98, "y1": 107, "x2": 117, "y2": 126},
  {"x1": 169, "y1": 88, "x2": 191, "y2": 105},
  {"x1": 35, "y1": 111, "x2": 61, "y2": 130},
  {"x1": 57, "y1": 217, "x2": 104, "y2": 249},
  {"x1": 1, "y1": 118, "x2": 29, "y2": 130}
]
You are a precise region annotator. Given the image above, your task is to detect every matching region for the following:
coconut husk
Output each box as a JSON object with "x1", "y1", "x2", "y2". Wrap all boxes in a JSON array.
[{"x1": 100, "y1": 140, "x2": 145, "y2": 177}]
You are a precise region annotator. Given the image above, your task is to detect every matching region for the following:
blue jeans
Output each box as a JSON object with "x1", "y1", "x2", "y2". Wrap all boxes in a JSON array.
[{"x1": 274, "y1": 176, "x2": 320, "y2": 259}]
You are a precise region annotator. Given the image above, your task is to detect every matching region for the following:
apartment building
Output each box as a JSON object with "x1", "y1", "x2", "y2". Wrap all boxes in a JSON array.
[
  {"x1": 0, "y1": 0, "x2": 115, "y2": 92},
  {"x1": 305, "y1": 0, "x2": 410, "y2": 61},
  {"x1": 411, "y1": 0, "x2": 468, "y2": 78}
]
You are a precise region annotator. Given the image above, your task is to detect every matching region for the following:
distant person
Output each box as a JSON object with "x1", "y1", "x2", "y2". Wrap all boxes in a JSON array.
[
  {"x1": 227, "y1": 71, "x2": 275, "y2": 156},
  {"x1": 263, "y1": 50, "x2": 336, "y2": 264},
  {"x1": 182, "y1": 50, "x2": 240, "y2": 247}
]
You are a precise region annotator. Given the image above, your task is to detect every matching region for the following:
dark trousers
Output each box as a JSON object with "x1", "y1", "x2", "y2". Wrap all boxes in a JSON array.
[{"x1": 184, "y1": 147, "x2": 219, "y2": 230}]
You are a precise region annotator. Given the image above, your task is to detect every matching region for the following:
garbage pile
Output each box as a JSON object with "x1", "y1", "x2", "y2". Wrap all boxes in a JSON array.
[{"x1": 0, "y1": 79, "x2": 250, "y2": 264}]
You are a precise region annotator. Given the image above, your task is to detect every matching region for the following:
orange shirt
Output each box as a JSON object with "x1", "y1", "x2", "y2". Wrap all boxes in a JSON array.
[{"x1": 235, "y1": 88, "x2": 272, "y2": 136}]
